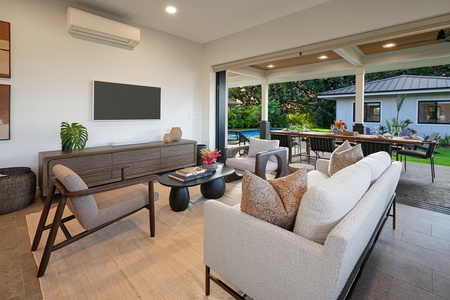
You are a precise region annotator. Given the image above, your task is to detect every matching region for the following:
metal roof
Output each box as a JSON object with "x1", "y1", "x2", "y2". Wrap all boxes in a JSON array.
[{"x1": 318, "y1": 75, "x2": 450, "y2": 98}]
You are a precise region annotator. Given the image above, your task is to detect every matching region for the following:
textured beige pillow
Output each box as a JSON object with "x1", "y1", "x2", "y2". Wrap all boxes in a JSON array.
[
  {"x1": 240, "y1": 169, "x2": 307, "y2": 230},
  {"x1": 328, "y1": 140, "x2": 364, "y2": 176}
]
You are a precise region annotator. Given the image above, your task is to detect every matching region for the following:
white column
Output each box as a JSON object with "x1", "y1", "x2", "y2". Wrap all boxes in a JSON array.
[
  {"x1": 355, "y1": 67, "x2": 365, "y2": 125},
  {"x1": 261, "y1": 78, "x2": 269, "y2": 121}
]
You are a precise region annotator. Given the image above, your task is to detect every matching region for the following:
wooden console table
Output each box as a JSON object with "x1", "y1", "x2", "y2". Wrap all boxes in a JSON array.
[{"x1": 38, "y1": 139, "x2": 197, "y2": 197}]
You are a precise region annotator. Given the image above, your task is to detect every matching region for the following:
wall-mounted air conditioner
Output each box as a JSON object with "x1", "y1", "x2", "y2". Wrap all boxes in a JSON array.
[{"x1": 67, "y1": 7, "x2": 140, "y2": 48}]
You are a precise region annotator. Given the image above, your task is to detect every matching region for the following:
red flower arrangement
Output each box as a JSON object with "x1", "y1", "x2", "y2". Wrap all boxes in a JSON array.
[
  {"x1": 333, "y1": 119, "x2": 348, "y2": 131},
  {"x1": 201, "y1": 148, "x2": 221, "y2": 165}
]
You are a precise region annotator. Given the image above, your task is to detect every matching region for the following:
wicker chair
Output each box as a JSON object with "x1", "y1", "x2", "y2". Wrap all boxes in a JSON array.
[
  {"x1": 0, "y1": 167, "x2": 36, "y2": 215},
  {"x1": 360, "y1": 141, "x2": 393, "y2": 157},
  {"x1": 308, "y1": 137, "x2": 336, "y2": 164},
  {"x1": 31, "y1": 164, "x2": 159, "y2": 277}
]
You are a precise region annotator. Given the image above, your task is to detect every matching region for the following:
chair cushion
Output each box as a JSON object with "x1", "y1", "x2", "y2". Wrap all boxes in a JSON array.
[
  {"x1": 328, "y1": 140, "x2": 364, "y2": 176},
  {"x1": 225, "y1": 157, "x2": 279, "y2": 173},
  {"x1": 294, "y1": 162, "x2": 371, "y2": 244},
  {"x1": 248, "y1": 137, "x2": 280, "y2": 162},
  {"x1": 53, "y1": 164, "x2": 99, "y2": 229},
  {"x1": 240, "y1": 169, "x2": 308, "y2": 231}
]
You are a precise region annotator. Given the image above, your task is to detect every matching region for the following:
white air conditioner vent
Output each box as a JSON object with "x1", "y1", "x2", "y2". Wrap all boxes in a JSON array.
[{"x1": 67, "y1": 7, "x2": 140, "y2": 48}]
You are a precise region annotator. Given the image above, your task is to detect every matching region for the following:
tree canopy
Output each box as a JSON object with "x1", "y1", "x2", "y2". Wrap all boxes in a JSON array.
[{"x1": 228, "y1": 65, "x2": 450, "y2": 129}]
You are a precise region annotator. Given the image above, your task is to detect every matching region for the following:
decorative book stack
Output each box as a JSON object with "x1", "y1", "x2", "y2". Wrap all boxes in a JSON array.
[{"x1": 169, "y1": 166, "x2": 212, "y2": 182}]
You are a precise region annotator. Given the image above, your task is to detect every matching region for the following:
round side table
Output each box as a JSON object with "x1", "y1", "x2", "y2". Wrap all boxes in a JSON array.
[{"x1": 0, "y1": 167, "x2": 36, "y2": 215}]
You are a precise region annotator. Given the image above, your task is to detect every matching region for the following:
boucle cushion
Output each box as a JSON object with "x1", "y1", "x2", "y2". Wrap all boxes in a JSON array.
[
  {"x1": 240, "y1": 169, "x2": 307, "y2": 230},
  {"x1": 328, "y1": 140, "x2": 364, "y2": 176},
  {"x1": 356, "y1": 151, "x2": 392, "y2": 183},
  {"x1": 293, "y1": 162, "x2": 371, "y2": 244},
  {"x1": 247, "y1": 137, "x2": 279, "y2": 162}
]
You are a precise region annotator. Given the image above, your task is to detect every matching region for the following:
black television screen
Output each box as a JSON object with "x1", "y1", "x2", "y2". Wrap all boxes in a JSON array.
[{"x1": 92, "y1": 81, "x2": 161, "y2": 121}]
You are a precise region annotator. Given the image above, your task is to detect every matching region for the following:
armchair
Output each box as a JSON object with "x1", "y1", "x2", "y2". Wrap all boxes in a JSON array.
[
  {"x1": 31, "y1": 164, "x2": 159, "y2": 277},
  {"x1": 224, "y1": 138, "x2": 287, "y2": 181}
]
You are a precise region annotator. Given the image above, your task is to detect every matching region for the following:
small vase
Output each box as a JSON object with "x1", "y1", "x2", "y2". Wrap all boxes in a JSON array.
[
  {"x1": 170, "y1": 127, "x2": 182, "y2": 142},
  {"x1": 163, "y1": 133, "x2": 174, "y2": 143},
  {"x1": 203, "y1": 163, "x2": 217, "y2": 172}
]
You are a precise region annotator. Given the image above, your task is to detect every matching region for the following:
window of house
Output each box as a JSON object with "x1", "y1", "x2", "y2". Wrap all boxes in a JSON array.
[
  {"x1": 352, "y1": 102, "x2": 381, "y2": 122},
  {"x1": 418, "y1": 101, "x2": 450, "y2": 124}
]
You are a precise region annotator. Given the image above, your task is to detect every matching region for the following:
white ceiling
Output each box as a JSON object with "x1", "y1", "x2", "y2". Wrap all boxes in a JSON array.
[{"x1": 65, "y1": 0, "x2": 330, "y2": 44}]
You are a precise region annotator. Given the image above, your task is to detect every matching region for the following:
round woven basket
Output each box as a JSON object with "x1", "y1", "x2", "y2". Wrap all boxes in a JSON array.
[{"x1": 0, "y1": 167, "x2": 36, "y2": 215}]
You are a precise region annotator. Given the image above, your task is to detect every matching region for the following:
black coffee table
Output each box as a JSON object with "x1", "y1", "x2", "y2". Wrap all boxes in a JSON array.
[{"x1": 158, "y1": 165, "x2": 235, "y2": 212}]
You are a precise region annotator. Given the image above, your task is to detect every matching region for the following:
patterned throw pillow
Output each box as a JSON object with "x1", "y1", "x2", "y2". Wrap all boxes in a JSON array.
[
  {"x1": 240, "y1": 169, "x2": 308, "y2": 230},
  {"x1": 328, "y1": 140, "x2": 364, "y2": 176}
]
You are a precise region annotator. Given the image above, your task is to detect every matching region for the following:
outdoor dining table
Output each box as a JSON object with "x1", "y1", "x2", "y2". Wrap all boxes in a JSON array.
[{"x1": 270, "y1": 130, "x2": 424, "y2": 160}]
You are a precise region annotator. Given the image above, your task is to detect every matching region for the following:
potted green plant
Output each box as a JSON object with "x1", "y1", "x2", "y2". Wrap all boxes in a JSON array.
[{"x1": 60, "y1": 121, "x2": 88, "y2": 151}]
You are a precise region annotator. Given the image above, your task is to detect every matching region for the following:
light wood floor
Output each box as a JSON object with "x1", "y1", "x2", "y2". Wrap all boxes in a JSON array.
[{"x1": 1, "y1": 177, "x2": 450, "y2": 299}]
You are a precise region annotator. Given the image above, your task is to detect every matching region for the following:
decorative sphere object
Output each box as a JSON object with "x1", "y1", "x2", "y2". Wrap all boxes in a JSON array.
[
  {"x1": 163, "y1": 133, "x2": 174, "y2": 143},
  {"x1": 170, "y1": 127, "x2": 182, "y2": 142}
]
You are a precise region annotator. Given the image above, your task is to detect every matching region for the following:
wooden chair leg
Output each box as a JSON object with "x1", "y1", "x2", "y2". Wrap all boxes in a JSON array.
[
  {"x1": 32, "y1": 183, "x2": 56, "y2": 251},
  {"x1": 37, "y1": 196, "x2": 67, "y2": 277},
  {"x1": 148, "y1": 181, "x2": 155, "y2": 237}
]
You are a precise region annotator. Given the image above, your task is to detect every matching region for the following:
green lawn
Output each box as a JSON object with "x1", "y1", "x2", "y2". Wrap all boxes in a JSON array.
[{"x1": 399, "y1": 147, "x2": 450, "y2": 167}]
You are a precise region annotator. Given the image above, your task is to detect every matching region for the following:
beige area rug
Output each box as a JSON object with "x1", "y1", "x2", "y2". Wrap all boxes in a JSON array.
[{"x1": 26, "y1": 182, "x2": 242, "y2": 300}]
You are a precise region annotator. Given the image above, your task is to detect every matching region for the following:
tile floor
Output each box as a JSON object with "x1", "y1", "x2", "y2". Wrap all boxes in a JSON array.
[{"x1": 1, "y1": 193, "x2": 450, "y2": 299}]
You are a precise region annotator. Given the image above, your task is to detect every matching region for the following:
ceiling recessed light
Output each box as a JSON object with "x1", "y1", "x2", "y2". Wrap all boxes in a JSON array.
[
  {"x1": 267, "y1": 64, "x2": 275, "y2": 68},
  {"x1": 317, "y1": 55, "x2": 329, "y2": 60},
  {"x1": 382, "y1": 42, "x2": 397, "y2": 48},
  {"x1": 166, "y1": 6, "x2": 177, "y2": 14}
]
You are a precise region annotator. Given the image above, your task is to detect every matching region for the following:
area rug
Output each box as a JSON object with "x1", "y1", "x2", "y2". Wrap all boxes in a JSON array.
[
  {"x1": 26, "y1": 183, "x2": 241, "y2": 300},
  {"x1": 395, "y1": 161, "x2": 450, "y2": 209}
]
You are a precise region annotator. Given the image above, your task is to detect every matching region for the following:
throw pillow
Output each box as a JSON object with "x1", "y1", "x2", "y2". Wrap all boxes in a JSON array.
[
  {"x1": 240, "y1": 169, "x2": 307, "y2": 231},
  {"x1": 328, "y1": 140, "x2": 364, "y2": 176}
]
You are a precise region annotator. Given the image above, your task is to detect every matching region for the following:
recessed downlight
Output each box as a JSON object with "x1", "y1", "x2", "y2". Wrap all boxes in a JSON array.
[
  {"x1": 317, "y1": 55, "x2": 329, "y2": 60},
  {"x1": 267, "y1": 64, "x2": 275, "y2": 68},
  {"x1": 166, "y1": 6, "x2": 177, "y2": 14},
  {"x1": 382, "y1": 42, "x2": 397, "y2": 48}
]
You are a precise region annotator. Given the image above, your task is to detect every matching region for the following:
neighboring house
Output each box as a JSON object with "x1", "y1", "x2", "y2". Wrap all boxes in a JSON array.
[{"x1": 318, "y1": 75, "x2": 450, "y2": 138}]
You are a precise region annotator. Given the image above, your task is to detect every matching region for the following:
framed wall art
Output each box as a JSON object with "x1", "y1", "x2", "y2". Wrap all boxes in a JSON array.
[
  {"x1": 0, "y1": 21, "x2": 11, "y2": 78},
  {"x1": 0, "y1": 84, "x2": 10, "y2": 140}
]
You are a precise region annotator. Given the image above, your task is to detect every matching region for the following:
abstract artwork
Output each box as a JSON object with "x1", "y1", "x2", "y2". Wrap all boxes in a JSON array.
[
  {"x1": 0, "y1": 21, "x2": 10, "y2": 78},
  {"x1": 0, "y1": 84, "x2": 10, "y2": 140}
]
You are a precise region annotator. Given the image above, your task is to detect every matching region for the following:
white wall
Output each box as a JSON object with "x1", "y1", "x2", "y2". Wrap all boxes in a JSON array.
[{"x1": 0, "y1": 0, "x2": 203, "y2": 175}]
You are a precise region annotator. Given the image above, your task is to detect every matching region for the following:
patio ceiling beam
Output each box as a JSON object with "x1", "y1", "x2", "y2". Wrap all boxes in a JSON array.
[{"x1": 333, "y1": 46, "x2": 363, "y2": 67}]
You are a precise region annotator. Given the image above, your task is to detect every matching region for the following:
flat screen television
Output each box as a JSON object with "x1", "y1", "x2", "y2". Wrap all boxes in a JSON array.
[{"x1": 92, "y1": 81, "x2": 161, "y2": 121}]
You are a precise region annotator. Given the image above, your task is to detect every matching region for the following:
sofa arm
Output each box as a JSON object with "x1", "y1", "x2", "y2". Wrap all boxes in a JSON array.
[
  {"x1": 224, "y1": 145, "x2": 249, "y2": 163},
  {"x1": 204, "y1": 200, "x2": 332, "y2": 300},
  {"x1": 316, "y1": 159, "x2": 329, "y2": 173}
]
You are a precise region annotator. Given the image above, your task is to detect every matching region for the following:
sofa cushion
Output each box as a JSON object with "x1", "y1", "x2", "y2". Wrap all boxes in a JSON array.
[
  {"x1": 328, "y1": 140, "x2": 364, "y2": 176},
  {"x1": 248, "y1": 137, "x2": 279, "y2": 162},
  {"x1": 307, "y1": 170, "x2": 330, "y2": 189},
  {"x1": 293, "y1": 162, "x2": 371, "y2": 244},
  {"x1": 240, "y1": 169, "x2": 307, "y2": 231},
  {"x1": 356, "y1": 151, "x2": 392, "y2": 184}
]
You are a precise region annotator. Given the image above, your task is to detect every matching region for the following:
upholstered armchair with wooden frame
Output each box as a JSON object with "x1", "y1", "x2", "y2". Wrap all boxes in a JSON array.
[
  {"x1": 31, "y1": 164, "x2": 159, "y2": 277},
  {"x1": 224, "y1": 138, "x2": 287, "y2": 182}
]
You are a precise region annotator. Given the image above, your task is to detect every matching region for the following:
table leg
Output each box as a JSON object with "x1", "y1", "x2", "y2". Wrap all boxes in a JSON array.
[
  {"x1": 169, "y1": 187, "x2": 190, "y2": 212},
  {"x1": 200, "y1": 178, "x2": 226, "y2": 199}
]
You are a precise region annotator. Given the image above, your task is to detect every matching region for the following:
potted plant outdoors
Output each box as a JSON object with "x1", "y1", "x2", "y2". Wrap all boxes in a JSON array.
[{"x1": 60, "y1": 121, "x2": 88, "y2": 151}]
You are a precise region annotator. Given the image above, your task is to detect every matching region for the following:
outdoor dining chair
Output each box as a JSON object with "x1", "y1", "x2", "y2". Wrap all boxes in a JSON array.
[
  {"x1": 360, "y1": 141, "x2": 393, "y2": 157},
  {"x1": 308, "y1": 137, "x2": 336, "y2": 164},
  {"x1": 398, "y1": 140, "x2": 438, "y2": 182}
]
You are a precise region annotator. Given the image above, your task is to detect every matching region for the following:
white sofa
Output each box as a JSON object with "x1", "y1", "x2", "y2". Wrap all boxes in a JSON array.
[{"x1": 204, "y1": 151, "x2": 402, "y2": 300}]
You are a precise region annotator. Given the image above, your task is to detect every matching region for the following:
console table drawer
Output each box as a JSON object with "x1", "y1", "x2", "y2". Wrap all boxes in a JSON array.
[{"x1": 112, "y1": 148, "x2": 160, "y2": 164}]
